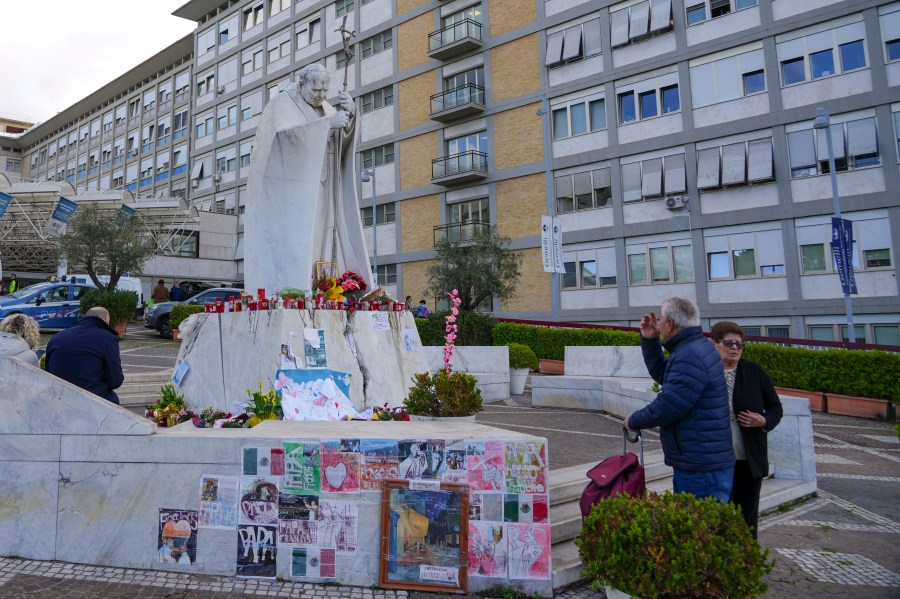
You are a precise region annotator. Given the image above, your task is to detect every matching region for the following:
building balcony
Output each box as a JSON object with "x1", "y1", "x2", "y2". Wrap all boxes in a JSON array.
[
  {"x1": 433, "y1": 220, "x2": 491, "y2": 245},
  {"x1": 431, "y1": 151, "x2": 488, "y2": 185},
  {"x1": 428, "y1": 19, "x2": 483, "y2": 60},
  {"x1": 430, "y1": 84, "x2": 485, "y2": 122}
]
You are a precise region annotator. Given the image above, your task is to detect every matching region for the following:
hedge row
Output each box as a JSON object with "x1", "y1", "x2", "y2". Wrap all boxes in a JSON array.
[
  {"x1": 491, "y1": 322, "x2": 640, "y2": 361},
  {"x1": 171, "y1": 304, "x2": 205, "y2": 329},
  {"x1": 414, "y1": 311, "x2": 496, "y2": 347}
]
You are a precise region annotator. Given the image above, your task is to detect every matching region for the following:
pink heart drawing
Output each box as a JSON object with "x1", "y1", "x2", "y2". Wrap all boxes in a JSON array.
[{"x1": 325, "y1": 462, "x2": 347, "y2": 489}]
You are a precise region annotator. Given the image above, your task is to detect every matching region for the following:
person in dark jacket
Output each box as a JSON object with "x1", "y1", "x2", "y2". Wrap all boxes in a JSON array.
[
  {"x1": 711, "y1": 321, "x2": 783, "y2": 538},
  {"x1": 170, "y1": 281, "x2": 186, "y2": 302},
  {"x1": 45, "y1": 306, "x2": 124, "y2": 404},
  {"x1": 625, "y1": 297, "x2": 734, "y2": 501}
]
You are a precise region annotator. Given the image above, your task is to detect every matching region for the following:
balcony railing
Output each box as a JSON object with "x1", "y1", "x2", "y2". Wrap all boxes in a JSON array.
[
  {"x1": 432, "y1": 150, "x2": 488, "y2": 184},
  {"x1": 428, "y1": 19, "x2": 483, "y2": 60},
  {"x1": 430, "y1": 84, "x2": 485, "y2": 121},
  {"x1": 433, "y1": 220, "x2": 491, "y2": 245}
]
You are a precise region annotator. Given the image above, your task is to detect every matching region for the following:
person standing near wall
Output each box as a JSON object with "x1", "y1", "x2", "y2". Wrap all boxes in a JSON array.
[
  {"x1": 711, "y1": 321, "x2": 783, "y2": 539},
  {"x1": 7, "y1": 274, "x2": 19, "y2": 294},
  {"x1": 151, "y1": 279, "x2": 170, "y2": 304}
]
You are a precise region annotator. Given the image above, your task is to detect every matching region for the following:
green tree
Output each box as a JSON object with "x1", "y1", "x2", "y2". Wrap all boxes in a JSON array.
[
  {"x1": 425, "y1": 226, "x2": 521, "y2": 312},
  {"x1": 57, "y1": 204, "x2": 155, "y2": 290}
]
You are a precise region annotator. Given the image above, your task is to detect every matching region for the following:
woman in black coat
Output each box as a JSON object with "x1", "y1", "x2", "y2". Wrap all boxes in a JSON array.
[{"x1": 711, "y1": 321, "x2": 783, "y2": 539}]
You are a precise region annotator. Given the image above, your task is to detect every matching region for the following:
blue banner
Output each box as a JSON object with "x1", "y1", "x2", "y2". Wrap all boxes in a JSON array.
[
  {"x1": 0, "y1": 191, "x2": 11, "y2": 219},
  {"x1": 831, "y1": 217, "x2": 858, "y2": 295},
  {"x1": 117, "y1": 204, "x2": 136, "y2": 225},
  {"x1": 45, "y1": 196, "x2": 78, "y2": 236}
]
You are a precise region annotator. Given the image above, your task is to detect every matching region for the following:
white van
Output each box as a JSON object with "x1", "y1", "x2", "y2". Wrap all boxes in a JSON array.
[{"x1": 63, "y1": 274, "x2": 145, "y2": 317}]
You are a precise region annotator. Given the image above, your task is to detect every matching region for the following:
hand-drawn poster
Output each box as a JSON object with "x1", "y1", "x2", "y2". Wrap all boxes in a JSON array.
[
  {"x1": 369, "y1": 312, "x2": 390, "y2": 332},
  {"x1": 242, "y1": 447, "x2": 285, "y2": 477},
  {"x1": 304, "y1": 329, "x2": 327, "y2": 367},
  {"x1": 239, "y1": 476, "x2": 280, "y2": 525},
  {"x1": 507, "y1": 523, "x2": 551, "y2": 580},
  {"x1": 279, "y1": 519, "x2": 318, "y2": 545},
  {"x1": 442, "y1": 440, "x2": 467, "y2": 483},
  {"x1": 157, "y1": 509, "x2": 198, "y2": 565},
  {"x1": 469, "y1": 492, "x2": 503, "y2": 522},
  {"x1": 505, "y1": 441, "x2": 548, "y2": 494},
  {"x1": 199, "y1": 474, "x2": 240, "y2": 529},
  {"x1": 318, "y1": 500, "x2": 358, "y2": 553},
  {"x1": 380, "y1": 482, "x2": 468, "y2": 592},
  {"x1": 237, "y1": 524, "x2": 277, "y2": 578},
  {"x1": 360, "y1": 438, "x2": 399, "y2": 491},
  {"x1": 282, "y1": 441, "x2": 321, "y2": 494},
  {"x1": 398, "y1": 439, "x2": 445, "y2": 479},
  {"x1": 466, "y1": 440, "x2": 506, "y2": 491},
  {"x1": 503, "y1": 494, "x2": 549, "y2": 523},
  {"x1": 468, "y1": 521, "x2": 507, "y2": 578},
  {"x1": 402, "y1": 328, "x2": 420, "y2": 352},
  {"x1": 292, "y1": 547, "x2": 336, "y2": 579},
  {"x1": 321, "y1": 440, "x2": 361, "y2": 493}
]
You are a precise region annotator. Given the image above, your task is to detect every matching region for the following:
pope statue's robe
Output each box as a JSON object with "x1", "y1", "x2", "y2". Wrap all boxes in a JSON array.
[{"x1": 244, "y1": 83, "x2": 372, "y2": 294}]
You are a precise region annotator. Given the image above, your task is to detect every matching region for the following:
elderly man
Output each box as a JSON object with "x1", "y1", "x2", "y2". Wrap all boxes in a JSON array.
[
  {"x1": 46, "y1": 306, "x2": 124, "y2": 405},
  {"x1": 244, "y1": 63, "x2": 372, "y2": 294},
  {"x1": 625, "y1": 297, "x2": 734, "y2": 501}
]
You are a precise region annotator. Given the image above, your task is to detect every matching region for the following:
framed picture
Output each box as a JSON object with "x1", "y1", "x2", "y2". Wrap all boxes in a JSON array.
[
  {"x1": 379, "y1": 480, "x2": 469, "y2": 594},
  {"x1": 316, "y1": 261, "x2": 337, "y2": 280}
]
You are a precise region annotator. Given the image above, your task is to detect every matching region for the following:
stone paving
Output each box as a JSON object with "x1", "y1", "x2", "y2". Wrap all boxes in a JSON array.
[{"x1": 7, "y1": 339, "x2": 899, "y2": 598}]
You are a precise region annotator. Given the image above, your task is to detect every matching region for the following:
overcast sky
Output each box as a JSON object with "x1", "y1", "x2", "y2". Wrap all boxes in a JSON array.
[{"x1": 0, "y1": 1, "x2": 196, "y2": 124}]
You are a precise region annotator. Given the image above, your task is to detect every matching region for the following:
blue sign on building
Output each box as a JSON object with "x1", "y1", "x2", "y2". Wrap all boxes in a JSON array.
[
  {"x1": 831, "y1": 217, "x2": 858, "y2": 295},
  {"x1": 0, "y1": 191, "x2": 12, "y2": 219}
]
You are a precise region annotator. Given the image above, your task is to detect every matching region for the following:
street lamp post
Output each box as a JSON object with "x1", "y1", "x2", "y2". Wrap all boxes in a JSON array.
[
  {"x1": 360, "y1": 167, "x2": 377, "y2": 285},
  {"x1": 813, "y1": 106, "x2": 856, "y2": 343}
]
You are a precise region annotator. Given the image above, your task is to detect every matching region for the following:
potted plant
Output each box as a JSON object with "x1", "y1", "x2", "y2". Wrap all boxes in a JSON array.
[
  {"x1": 403, "y1": 289, "x2": 483, "y2": 421},
  {"x1": 145, "y1": 383, "x2": 194, "y2": 427},
  {"x1": 507, "y1": 343, "x2": 537, "y2": 395},
  {"x1": 245, "y1": 382, "x2": 283, "y2": 427},
  {"x1": 577, "y1": 492, "x2": 772, "y2": 598},
  {"x1": 170, "y1": 304, "x2": 204, "y2": 341},
  {"x1": 79, "y1": 288, "x2": 138, "y2": 338}
]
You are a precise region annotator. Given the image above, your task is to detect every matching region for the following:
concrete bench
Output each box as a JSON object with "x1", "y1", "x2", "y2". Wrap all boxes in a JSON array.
[{"x1": 422, "y1": 346, "x2": 510, "y2": 402}]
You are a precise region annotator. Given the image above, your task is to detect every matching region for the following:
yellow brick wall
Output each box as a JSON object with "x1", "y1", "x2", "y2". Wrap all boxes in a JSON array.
[
  {"x1": 397, "y1": 0, "x2": 428, "y2": 14},
  {"x1": 491, "y1": 34, "x2": 540, "y2": 103},
  {"x1": 489, "y1": 0, "x2": 537, "y2": 37},
  {"x1": 503, "y1": 248, "x2": 551, "y2": 312},
  {"x1": 493, "y1": 103, "x2": 544, "y2": 170},
  {"x1": 402, "y1": 260, "x2": 435, "y2": 309},
  {"x1": 398, "y1": 71, "x2": 434, "y2": 131},
  {"x1": 397, "y1": 12, "x2": 433, "y2": 73},
  {"x1": 399, "y1": 131, "x2": 437, "y2": 191},
  {"x1": 497, "y1": 174, "x2": 545, "y2": 239},
  {"x1": 399, "y1": 195, "x2": 440, "y2": 253}
]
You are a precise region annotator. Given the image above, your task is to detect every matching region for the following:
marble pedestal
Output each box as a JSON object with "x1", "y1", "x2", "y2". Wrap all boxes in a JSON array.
[{"x1": 176, "y1": 309, "x2": 428, "y2": 413}]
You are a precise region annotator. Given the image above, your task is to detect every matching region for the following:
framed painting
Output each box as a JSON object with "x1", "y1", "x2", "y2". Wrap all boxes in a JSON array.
[
  {"x1": 379, "y1": 480, "x2": 469, "y2": 593},
  {"x1": 315, "y1": 261, "x2": 337, "y2": 280}
]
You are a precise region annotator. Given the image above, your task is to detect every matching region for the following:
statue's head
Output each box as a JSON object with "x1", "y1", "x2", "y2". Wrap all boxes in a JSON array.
[{"x1": 297, "y1": 63, "x2": 330, "y2": 108}]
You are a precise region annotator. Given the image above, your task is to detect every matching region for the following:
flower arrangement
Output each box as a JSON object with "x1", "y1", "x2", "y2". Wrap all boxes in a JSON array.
[
  {"x1": 371, "y1": 404, "x2": 410, "y2": 421},
  {"x1": 191, "y1": 407, "x2": 245, "y2": 428},
  {"x1": 146, "y1": 384, "x2": 196, "y2": 427},
  {"x1": 443, "y1": 289, "x2": 462, "y2": 374},
  {"x1": 246, "y1": 382, "x2": 283, "y2": 426},
  {"x1": 278, "y1": 287, "x2": 306, "y2": 300},
  {"x1": 336, "y1": 271, "x2": 367, "y2": 300},
  {"x1": 315, "y1": 276, "x2": 344, "y2": 302}
]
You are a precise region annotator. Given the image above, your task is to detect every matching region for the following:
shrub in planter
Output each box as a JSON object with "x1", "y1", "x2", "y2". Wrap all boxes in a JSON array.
[
  {"x1": 79, "y1": 289, "x2": 138, "y2": 327},
  {"x1": 170, "y1": 304, "x2": 205, "y2": 330},
  {"x1": 507, "y1": 343, "x2": 538, "y2": 370},
  {"x1": 403, "y1": 370, "x2": 483, "y2": 417},
  {"x1": 577, "y1": 492, "x2": 772, "y2": 598}
]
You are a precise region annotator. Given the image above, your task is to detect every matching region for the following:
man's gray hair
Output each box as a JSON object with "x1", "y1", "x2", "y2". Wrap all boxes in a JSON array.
[
  {"x1": 297, "y1": 63, "x2": 329, "y2": 87},
  {"x1": 660, "y1": 297, "x2": 700, "y2": 330},
  {"x1": 85, "y1": 306, "x2": 111, "y2": 323}
]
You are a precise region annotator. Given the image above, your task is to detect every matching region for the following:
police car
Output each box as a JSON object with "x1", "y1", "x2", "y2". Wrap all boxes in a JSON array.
[{"x1": 0, "y1": 278, "x2": 97, "y2": 329}]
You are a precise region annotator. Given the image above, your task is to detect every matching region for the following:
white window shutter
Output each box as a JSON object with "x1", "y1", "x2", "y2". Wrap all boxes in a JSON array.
[
  {"x1": 697, "y1": 147, "x2": 721, "y2": 189},
  {"x1": 788, "y1": 130, "x2": 816, "y2": 169},
  {"x1": 663, "y1": 154, "x2": 686, "y2": 194},
  {"x1": 847, "y1": 118, "x2": 877, "y2": 157},
  {"x1": 747, "y1": 139, "x2": 774, "y2": 181},
  {"x1": 545, "y1": 31, "x2": 564, "y2": 65},
  {"x1": 649, "y1": 0, "x2": 672, "y2": 32},
  {"x1": 561, "y1": 26, "x2": 583, "y2": 61},
  {"x1": 721, "y1": 143, "x2": 747, "y2": 185},
  {"x1": 629, "y1": 2, "x2": 650, "y2": 40},
  {"x1": 610, "y1": 9, "x2": 630, "y2": 47},
  {"x1": 621, "y1": 162, "x2": 642, "y2": 202},
  {"x1": 641, "y1": 158, "x2": 663, "y2": 197}
]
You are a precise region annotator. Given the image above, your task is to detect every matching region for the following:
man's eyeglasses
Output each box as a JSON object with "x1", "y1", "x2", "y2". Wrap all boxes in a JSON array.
[{"x1": 720, "y1": 340, "x2": 745, "y2": 349}]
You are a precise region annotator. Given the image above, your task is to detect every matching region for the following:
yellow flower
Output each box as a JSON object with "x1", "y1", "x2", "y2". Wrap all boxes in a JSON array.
[{"x1": 372, "y1": 413, "x2": 380, "y2": 420}]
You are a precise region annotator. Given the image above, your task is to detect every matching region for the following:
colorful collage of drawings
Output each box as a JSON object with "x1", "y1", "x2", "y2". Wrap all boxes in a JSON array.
[{"x1": 171, "y1": 437, "x2": 550, "y2": 585}]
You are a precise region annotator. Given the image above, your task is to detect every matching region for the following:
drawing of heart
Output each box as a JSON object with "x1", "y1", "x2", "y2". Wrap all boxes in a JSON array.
[{"x1": 325, "y1": 462, "x2": 347, "y2": 489}]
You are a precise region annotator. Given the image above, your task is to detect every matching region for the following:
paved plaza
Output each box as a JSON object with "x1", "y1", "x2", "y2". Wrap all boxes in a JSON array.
[{"x1": 8, "y1": 324, "x2": 896, "y2": 598}]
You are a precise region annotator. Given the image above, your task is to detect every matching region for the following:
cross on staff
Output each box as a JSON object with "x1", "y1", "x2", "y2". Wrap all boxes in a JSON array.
[{"x1": 335, "y1": 15, "x2": 356, "y2": 92}]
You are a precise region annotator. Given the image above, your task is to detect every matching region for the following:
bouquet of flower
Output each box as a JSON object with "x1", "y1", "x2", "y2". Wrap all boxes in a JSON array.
[
  {"x1": 246, "y1": 382, "x2": 283, "y2": 426},
  {"x1": 371, "y1": 404, "x2": 410, "y2": 421},
  {"x1": 336, "y1": 271, "x2": 367, "y2": 299},
  {"x1": 146, "y1": 384, "x2": 197, "y2": 426},
  {"x1": 192, "y1": 407, "x2": 235, "y2": 428},
  {"x1": 314, "y1": 276, "x2": 344, "y2": 302}
]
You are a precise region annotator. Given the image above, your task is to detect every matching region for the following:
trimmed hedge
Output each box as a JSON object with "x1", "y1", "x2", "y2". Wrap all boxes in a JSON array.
[
  {"x1": 492, "y1": 322, "x2": 640, "y2": 361},
  {"x1": 79, "y1": 289, "x2": 138, "y2": 326},
  {"x1": 414, "y1": 311, "x2": 496, "y2": 347},
  {"x1": 170, "y1": 304, "x2": 204, "y2": 329}
]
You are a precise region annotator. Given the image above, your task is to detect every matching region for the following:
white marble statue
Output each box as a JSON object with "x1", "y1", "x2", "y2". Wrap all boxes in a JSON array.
[{"x1": 244, "y1": 63, "x2": 372, "y2": 295}]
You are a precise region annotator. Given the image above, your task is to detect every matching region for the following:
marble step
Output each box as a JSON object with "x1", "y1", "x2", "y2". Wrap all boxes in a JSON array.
[
  {"x1": 122, "y1": 370, "x2": 172, "y2": 383},
  {"x1": 549, "y1": 452, "x2": 671, "y2": 506},
  {"x1": 116, "y1": 391, "x2": 160, "y2": 407},
  {"x1": 117, "y1": 381, "x2": 169, "y2": 394}
]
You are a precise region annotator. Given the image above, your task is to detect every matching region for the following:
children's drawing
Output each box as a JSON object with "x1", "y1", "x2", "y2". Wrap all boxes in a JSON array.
[
  {"x1": 279, "y1": 519, "x2": 317, "y2": 545},
  {"x1": 320, "y1": 440, "x2": 361, "y2": 493},
  {"x1": 157, "y1": 509, "x2": 198, "y2": 565},
  {"x1": 361, "y1": 438, "x2": 400, "y2": 491},
  {"x1": 282, "y1": 441, "x2": 321, "y2": 494},
  {"x1": 507, "y1": 523, "x2": 551, "y2": 580},
  {"x1": 239, "y1": 476, "x2": 280, "y2": 525},
  {"x1": 468, "y1": 521, "x2": 507, "y2": 578},
  {"x1": 442, "y1": 440, "x2": 467, "y2": 483},
  {"x1": 505, "y1": 441, "x2": 548, "y2": 494},
  {"x1": 199, "y1": 475, "x2": 239, "y2": 529},
  {"x1": 237, "y1": 524, "x2": 277, "y2": 578},
  {"x1": 466, "y1": 440, "x2": 505, "y2": 492},
  {"x1": 318, "y1": 500, "x2": 358, "y2": 553}
]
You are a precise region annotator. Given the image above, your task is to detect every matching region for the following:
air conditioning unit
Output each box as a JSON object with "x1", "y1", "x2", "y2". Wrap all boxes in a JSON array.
[
  {"x1": 216, "y1": 85, "x2": 226, "y2": 95},
  {"x1": 191, "y1": 179, "x2": 200, "y2": 188},
  {"x1": 213, "y1": 172, "x2": 222, "y2": 183},
  {"x1": 665, "y1": 195, "x2": 688, "y2": 210}
]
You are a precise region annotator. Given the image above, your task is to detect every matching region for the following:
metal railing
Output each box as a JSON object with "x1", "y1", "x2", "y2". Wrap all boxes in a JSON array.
[
  {"x1": 430, "y1": 84, "x2": 485, "y2": 114},
  {"x1": 433, "y1": 220, "x2": 491, "y2": 245},
  {"x1": 432, "y1": 151, "x2": 488, "y2": 179},
  {"x1": 428, "y1": 19, "x2": 483, "y2": 52}
]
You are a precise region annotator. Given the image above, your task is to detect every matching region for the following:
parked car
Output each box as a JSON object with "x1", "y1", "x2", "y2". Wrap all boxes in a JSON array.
[
  {"x1": 144, "y1": 287, "x2": 242, "y2": 338},
  {"x1": 0, "y1": 280, "x2": 97, "y2": 329},
  {"x1": 63, "y1": 274, "x2": 145, "y2": 317}
]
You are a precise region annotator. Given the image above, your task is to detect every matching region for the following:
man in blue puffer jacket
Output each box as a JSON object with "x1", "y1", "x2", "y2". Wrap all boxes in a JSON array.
[{"x1": 625, "y1": 297, "x2": 734, "y2": 501}]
